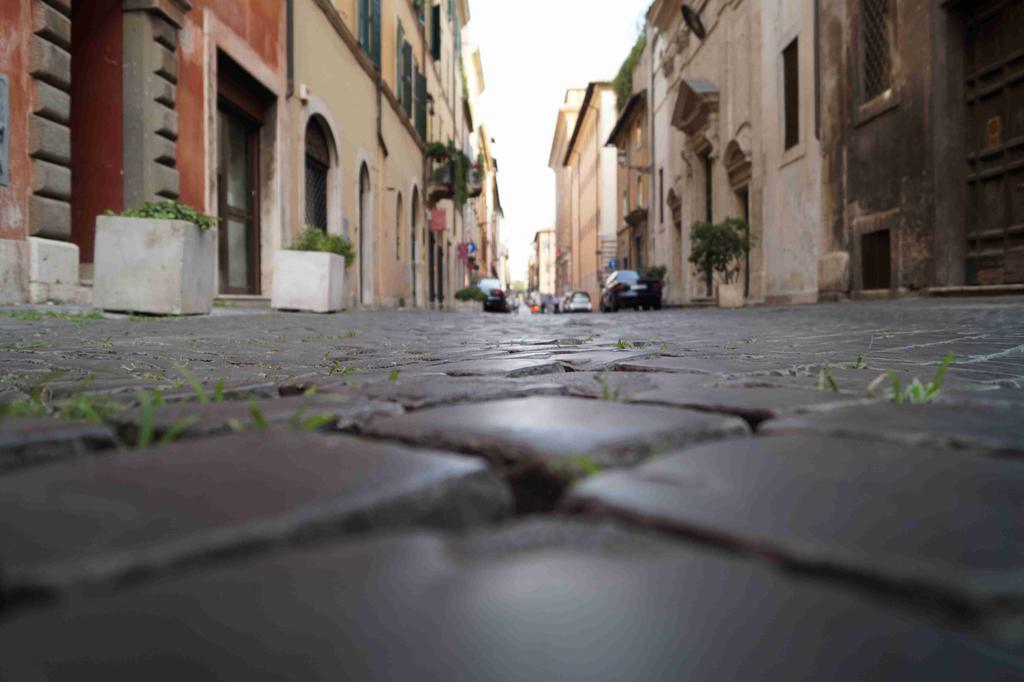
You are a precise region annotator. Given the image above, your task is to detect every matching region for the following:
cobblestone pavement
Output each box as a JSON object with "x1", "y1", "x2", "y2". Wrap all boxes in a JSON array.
[{"x1": 1, "y1": 297, "x2": 1024, "y2": 679}]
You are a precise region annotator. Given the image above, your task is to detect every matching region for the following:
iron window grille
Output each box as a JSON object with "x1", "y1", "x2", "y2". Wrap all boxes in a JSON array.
[
  {"x1": 305, "y1": 122, "x2": 330, "y2": 231},
  {"x1": 861, "y1": 0, "x2": 894, "y2": 102}
]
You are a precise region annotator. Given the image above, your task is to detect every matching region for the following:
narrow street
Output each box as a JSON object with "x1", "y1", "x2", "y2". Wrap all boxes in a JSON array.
[{"x1": 1, "y1": 298, "x2": 1023, "y2": 677}]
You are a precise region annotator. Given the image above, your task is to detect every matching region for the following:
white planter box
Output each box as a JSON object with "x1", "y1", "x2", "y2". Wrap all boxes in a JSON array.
[
  {"x1": 453, "y1": 299, "x2": 482, "y2": 313},
  {"x1": 271, "y1": 250, "x2": 346, "y2": 313},
  {"x1": 717, "y1": 282, "x2": 744, "y2": 309},
  {"x1": 93, "y1": 216, "x2": 216, "y2": 315}
]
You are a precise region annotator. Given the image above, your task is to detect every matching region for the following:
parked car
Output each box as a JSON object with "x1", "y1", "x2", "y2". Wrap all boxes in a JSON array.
[
  {"x1": 601, "y1": 270, "x2": 663, "y2": 312},
  {"x1": 477, "y1": 278, "x2": 509, "y2": 313},
  {"x1": 562, "y1": 291, "x2": 593, "y2": 313}
]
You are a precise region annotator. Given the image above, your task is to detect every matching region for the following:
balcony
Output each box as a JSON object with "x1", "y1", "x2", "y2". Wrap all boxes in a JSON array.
[
  {"x1": 625, "y1": 207, "x2": 648, "y2": 229},
  {"x1": 426, "y1": 159, "x2": 455, "y2": 204},
  {"x1": 467, "y1": 168, "x2": 484, "y2": 198}
]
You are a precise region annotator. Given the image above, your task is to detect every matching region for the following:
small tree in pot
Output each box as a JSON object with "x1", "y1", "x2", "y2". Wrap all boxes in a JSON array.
[{"x1": 688, "y1": 218, "x2": 750, "y2": 309}]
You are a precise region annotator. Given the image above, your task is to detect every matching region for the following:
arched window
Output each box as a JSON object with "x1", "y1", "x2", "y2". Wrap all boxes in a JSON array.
[
  {"x1": 359, "y1": 163, "x2": 372, "y2": 304},
  {"x1": 396, "y1": 193, "x2": 404, "y2": 260},
  {"x1": 305, "y1": 119, "x2": 331, "y2": 231}
]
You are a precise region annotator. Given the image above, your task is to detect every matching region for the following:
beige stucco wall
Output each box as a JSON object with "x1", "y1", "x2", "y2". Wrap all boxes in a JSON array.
[
  {"x1": 760, "y1": 0, "x2": 822, "y2": 303},
  {"x1": 292, "y1": 0, "x2": 430, "y2": 309},
  {"x1": 649, "y1": 0, "x2": 764, "y2": 304}
]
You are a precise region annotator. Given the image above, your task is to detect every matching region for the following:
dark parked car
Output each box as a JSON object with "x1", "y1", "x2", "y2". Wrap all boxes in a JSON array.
[
  {"x1": 601, "y1": 270, "x2": 662, "y2": 312},
  {"x1": 478, "y1": 278, "x2": 509, "y2": 313}
]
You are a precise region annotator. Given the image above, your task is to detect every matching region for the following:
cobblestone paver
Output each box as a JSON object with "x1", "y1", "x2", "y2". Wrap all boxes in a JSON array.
[{"x1": 2, "y1": 297, "x2": 1024, "y2": 677}]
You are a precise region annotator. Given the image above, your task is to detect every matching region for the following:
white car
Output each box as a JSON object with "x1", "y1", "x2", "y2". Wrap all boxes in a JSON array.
[{"x1": 562, "y1": 291, "x2": 593, "y2": 313}]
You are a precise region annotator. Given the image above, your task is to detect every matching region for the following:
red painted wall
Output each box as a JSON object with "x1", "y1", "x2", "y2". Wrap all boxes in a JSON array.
[
  {"x1": 71, "y1": 0, "x2": 124, "y2": 263},
  {"x1": 176, "y1": 0, "x2": 284, "y2": 212},
  {"x1": 0, "y1": 0, "x2": 31, "y2": 241}
]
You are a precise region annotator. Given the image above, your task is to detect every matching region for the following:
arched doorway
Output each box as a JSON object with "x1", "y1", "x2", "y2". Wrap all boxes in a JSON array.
[
  {"x1": 395, "y1": 193, "x2": 404, "y2": 262},
  {"x1": 304, "y1": 118, "x2": 332, "y2": 231},
  {"x1": 358, "y1": 163, "x2": 372, "y2": 305},
  {"x1": 410, "y1": 188, "x2": 420, "y2": 306}
]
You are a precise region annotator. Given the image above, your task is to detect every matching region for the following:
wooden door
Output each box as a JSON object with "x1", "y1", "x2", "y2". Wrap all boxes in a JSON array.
[
  {"x1": 965, "y1": 0, "x2": 1024, "y2": 284},
  {"x1": 217, "y1": 107, "x2": 260, "y2": 295}
]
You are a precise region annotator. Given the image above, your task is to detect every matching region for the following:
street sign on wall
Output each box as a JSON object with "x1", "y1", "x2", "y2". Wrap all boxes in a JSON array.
[
  {"x1": 608, "y1": 259, "x2": 618, "y2": 270},
  {"x1": 0, "y1": 75, "x2": 9, "y2": 187},
  {"x1": 430, "y1": 208, "x2": 447, "y2": 232}
]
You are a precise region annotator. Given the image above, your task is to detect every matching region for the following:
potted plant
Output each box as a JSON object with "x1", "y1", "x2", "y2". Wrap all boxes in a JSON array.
[
  {"x1": 454, "y1": 285, "x2": 486, "y2": 313},
  {"x1": 94, "y1": 201, "x2": 217, "y2": 315},
  {"x1": 271, "y1": 227, "x2": 355, "y2": 313},
  {"x1": 689, "y1": 218, "x2": 750, "y2": 309}
]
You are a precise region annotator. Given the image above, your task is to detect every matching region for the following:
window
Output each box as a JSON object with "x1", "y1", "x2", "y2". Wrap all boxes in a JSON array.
[
  {"x1": 305, "y1": 119, "x2": 330, "y2": 231},
  {"x1": 659, "y1": 168, "x2": 664, "y2": 223},
  {"x1": 636, "y1": 176, "x2": 644, "y2": 210},
  {"x1": 861, "y1": 0, "x2": 894, "y2": 101},
  {"x1": 360, "y1": 0, "x2": 382, "y2": 67},
  {"x1": 396, "y1": 193, "x2": 404, "y2": 260},
  {"x1": 431, "y1": 4, "x2": 442, "y2": 61},
  {"x1": 396, "y1": 21, "x2": 405, "y2": 107},
  {"x1": 634, "y1": 125, "x2": 642, "y2": 150},
  {"x1": 703, "y1": 152, "x2": 713, "y2": 224},
  {"x1": 783, "y1": 38, "x2": 800, "y2": 150}
]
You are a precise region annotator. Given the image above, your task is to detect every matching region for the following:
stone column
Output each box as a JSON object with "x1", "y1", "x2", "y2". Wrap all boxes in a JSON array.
[{"x1": 121, "y1": 0, "x2": 192, "y2": 208}]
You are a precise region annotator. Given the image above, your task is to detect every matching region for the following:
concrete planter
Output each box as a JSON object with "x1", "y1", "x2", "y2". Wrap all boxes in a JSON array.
[
  {"x1": 94, "y1": 216, "x2": 216, "y2": 315},
  {"x1": 717, "y1": 282, "x2": 744, "y2": 309},
  {"x1": 453, "y1": 299, "x2": 482, "y2": 313},
  {"x1": 271, "y1": 250, "x2": 346, "y2": 313}
]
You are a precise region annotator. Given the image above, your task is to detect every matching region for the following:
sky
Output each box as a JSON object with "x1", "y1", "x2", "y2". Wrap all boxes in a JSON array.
[{"x1": 464, "y1": 0, "x2": 651, "y2": 282}]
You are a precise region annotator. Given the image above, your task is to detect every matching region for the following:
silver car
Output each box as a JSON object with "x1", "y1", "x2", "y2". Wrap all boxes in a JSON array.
[{"x1": 562, "y1": 291, "x2": 593, "y2": 313}]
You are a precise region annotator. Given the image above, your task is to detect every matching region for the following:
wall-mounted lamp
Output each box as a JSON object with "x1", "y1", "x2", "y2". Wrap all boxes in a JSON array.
[{"x1": 681, "y1": 4, "x2": 707, "y2": 40}]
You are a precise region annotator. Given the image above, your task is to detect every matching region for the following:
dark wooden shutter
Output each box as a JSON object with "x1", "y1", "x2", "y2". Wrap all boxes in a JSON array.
[
  {"x1": 370, "y1": 0, "x2": 382, "y2": 67},
  {"x1": 396, "y1": 23, "x2": 405, "y2": 106},
  {"x1": 415, "y1": 71, "x2": 427, "y2": 140},
  {"x1": 358, "y1": 0, "x2": 369, "y2": 50},
  {"x1": 431, "y1": 4, "x2": 442, "y2": 61},
  {"x1": 403, "y1": 43, "x2": 414, "y2": 117}
]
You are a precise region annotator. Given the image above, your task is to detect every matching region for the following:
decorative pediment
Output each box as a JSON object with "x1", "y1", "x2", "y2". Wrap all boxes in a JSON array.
[
  {"x1": 724, "y1": 124, "x2": 752, "y2": 188},
  {"x1": 671, "y1": 78, "x2": 719, "y2": 136}
]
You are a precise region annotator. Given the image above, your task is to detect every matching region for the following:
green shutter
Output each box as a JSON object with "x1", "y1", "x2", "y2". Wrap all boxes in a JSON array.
[
  {"x1": 372, "y1": 0, "x2": 382, "y2": 67},
  {"x1": 358, "y1": 0, "x2": 369, "y2": 48},
  {"x1": 431, "y1": 4, "x2": 442, "y2": 61},
  {"x1": 396, "y1": 22, "x2": 405, "y2": 105}
]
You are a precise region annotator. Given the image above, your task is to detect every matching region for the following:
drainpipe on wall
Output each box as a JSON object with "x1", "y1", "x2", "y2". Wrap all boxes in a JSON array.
[
  {"x1": 286, "y1": 0, "x2": 294, "y2": 98},
  {"x1": 649, "y1": 29, "x2": 658, "y2": 285}
]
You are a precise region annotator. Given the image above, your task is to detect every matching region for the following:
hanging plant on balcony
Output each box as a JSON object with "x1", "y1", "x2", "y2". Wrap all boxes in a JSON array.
[{"x1": 425, "y1": 142, "x2": 450, "y2": 160}]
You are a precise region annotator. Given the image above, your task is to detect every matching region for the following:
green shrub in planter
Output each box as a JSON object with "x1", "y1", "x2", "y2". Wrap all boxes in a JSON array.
[
  {"x1": 108, "y1": 200, "x2": 217, "y2": 230},
  {"x1": 689, "y1": 218, "x2": 751, "y2": 289},
  {"x1": 455, "y1": 286, "x2": 487, "y2": 302},
  {"x1": 294, "y1": 227, "x2": 356, "y2": 267},
  {"x1": 641, "y1": 265, "x2": 668, "y2": 282}
]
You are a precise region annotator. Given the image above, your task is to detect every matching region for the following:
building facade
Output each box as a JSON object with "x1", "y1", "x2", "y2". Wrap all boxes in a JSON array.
[
  {"x1": 528, "y1": 227, "x2": 556, "y2": 298},
  {"x1": 561, "y1": 82, "x2": 618, "y2": 304},
  {"x1": 607, "y1": 88, "x2": 651, "y2": 275},
  {"x1": 548, "y1": 88, "x2": 585, "y2": 299},
  {"x1": 820, "y1": 0, "x2": 1024, "y2": 295},
  {"x1": 0, "y1": 0, "x2": 501, "y2": 310}
]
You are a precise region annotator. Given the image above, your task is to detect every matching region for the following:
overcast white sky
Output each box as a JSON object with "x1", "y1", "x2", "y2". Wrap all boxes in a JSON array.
[{"x1": 465, "y1": 0, "x2": 651, "y2": 282}]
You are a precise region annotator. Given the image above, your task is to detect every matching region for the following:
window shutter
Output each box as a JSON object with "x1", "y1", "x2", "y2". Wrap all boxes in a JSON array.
[
  {"x1": 371, "y1": 0, "x2": 382, "y2": 67},
  {"x1": 396, "y1": 23, "x2": 405, "y2": 106},
  {"x1": 431, "y1": 4, "x2": 442, "y2": 61},
  {"x1": 403, "y1": 42, "x2": 414, "y2": 117},
  {"x1": 358, "y1": 0, "x2": 369, "y2": 49},
  {"x1": 415, "y1": 71, "x2": 427, "y2": 140}
]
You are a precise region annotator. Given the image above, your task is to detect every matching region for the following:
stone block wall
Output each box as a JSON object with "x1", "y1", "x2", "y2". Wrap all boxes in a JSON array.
[
  {"x1": 123, "y1": 2, "x2": 188, "y2": 206},
  {"x1": 28, "y1": 0, "x2": 72, "y2": 240}
]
